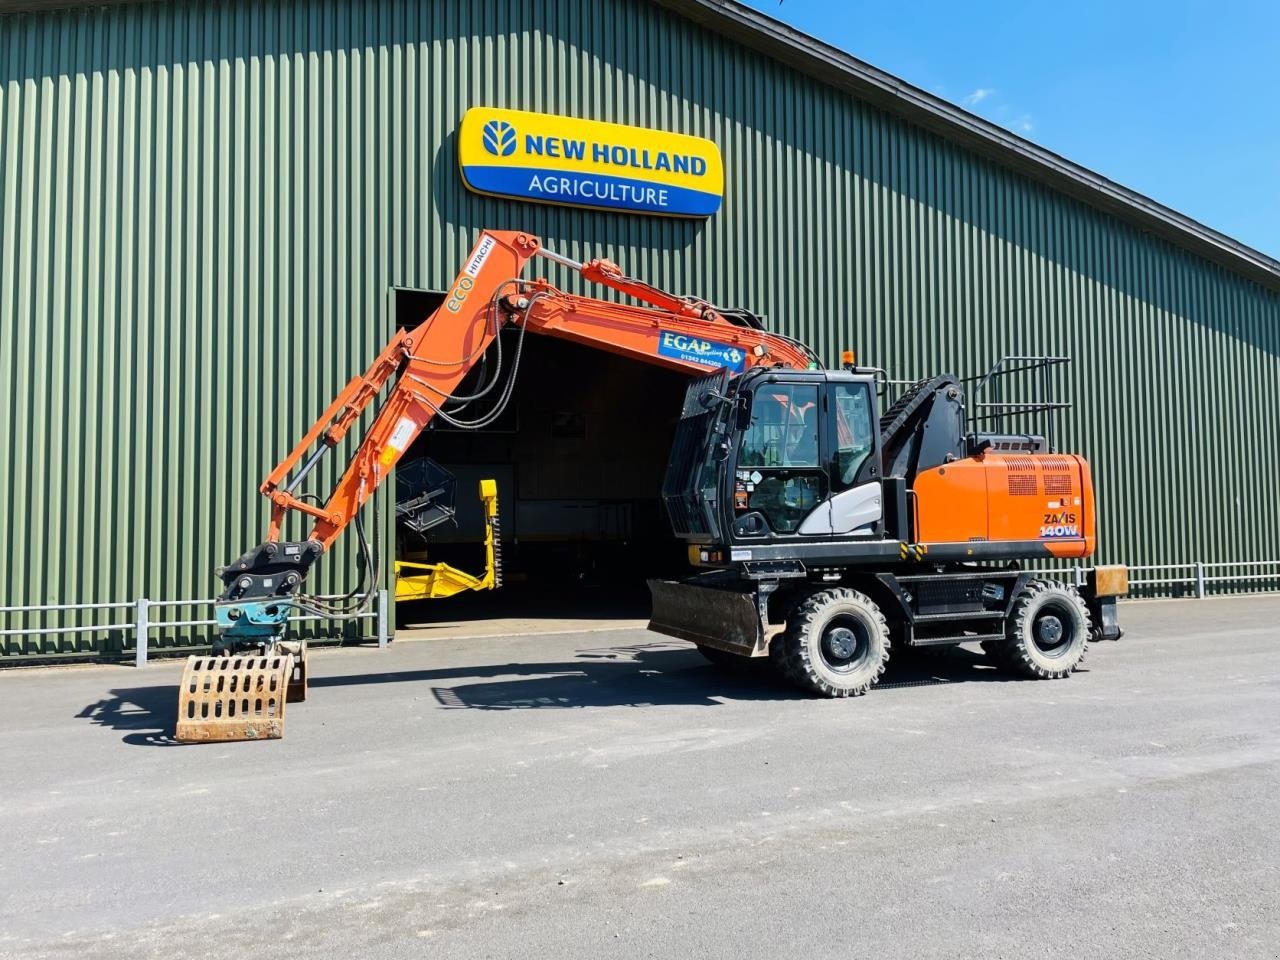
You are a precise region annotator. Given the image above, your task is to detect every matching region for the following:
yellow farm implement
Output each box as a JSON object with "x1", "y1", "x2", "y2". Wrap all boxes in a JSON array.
[{"x1": 394, "y1": 478, "x2": 501, "y2": 601}]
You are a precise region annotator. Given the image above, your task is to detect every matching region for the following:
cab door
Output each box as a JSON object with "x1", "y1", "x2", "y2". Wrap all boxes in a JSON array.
[
  {"x1": 730, "y1": 380, "x2": 830, "y2": 537},
  {"x1": 807, "y1": 379, "x2": 882, "y2": 536}
]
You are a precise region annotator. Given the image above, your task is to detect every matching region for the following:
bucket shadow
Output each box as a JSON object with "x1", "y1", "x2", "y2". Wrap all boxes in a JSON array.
[{"x1": 76, "y1": 682, "x2": 183, "y2": 747}]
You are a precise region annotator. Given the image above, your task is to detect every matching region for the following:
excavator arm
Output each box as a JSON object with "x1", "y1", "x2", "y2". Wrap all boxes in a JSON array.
[{"x1": 212, "y1": 229, "x2": 816, "y2": 649}]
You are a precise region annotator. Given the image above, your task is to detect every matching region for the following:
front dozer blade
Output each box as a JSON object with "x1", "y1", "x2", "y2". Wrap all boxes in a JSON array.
[
  {"x1": 647, "y1": 579, "x2": 765, "y2": 656},
  {"x1": 175, "y1": 653, "x2": 295, "y2": 743}
]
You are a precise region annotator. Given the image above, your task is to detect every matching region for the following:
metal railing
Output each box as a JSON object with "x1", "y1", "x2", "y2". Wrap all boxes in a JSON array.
[
  {"x1": 0, "y1": 590, "x2": 391, "y2": 667},
  {"x1": 3, "y1": 561, "x2": 1279, "y2": 666},
  {"x1": 1022, "y1": 561, "x2": 1280, "y2": 597}
]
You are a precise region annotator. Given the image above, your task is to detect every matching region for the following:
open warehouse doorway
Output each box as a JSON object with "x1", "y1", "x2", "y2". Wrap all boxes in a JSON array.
[{"x1": 391, "y1": 290, "x2": 692, "y2": 630}]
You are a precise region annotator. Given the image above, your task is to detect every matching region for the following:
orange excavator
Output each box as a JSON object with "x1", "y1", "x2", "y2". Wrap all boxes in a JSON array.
[{"x1": 175, "y1": 229, "x2": 1126, "y2": 741}]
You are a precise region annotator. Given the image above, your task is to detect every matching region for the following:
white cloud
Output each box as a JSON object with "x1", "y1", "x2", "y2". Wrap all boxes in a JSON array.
[{"x1": 957, "y1": 87, "x2": 1037, "y2": 138}]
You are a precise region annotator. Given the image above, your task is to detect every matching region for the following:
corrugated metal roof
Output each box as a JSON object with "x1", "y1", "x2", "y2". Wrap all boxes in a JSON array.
[
  {"x1": 658, "y1": 0, "x2": 1280, "y2": 291},
  {"x1": 3, "y1": 0, "x2": 1276, "y2": 290}
]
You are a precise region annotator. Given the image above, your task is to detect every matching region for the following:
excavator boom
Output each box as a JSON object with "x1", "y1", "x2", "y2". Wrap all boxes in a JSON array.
[
  {"x1": 260, "y1": 230, "x2": 811, "y2": 553},
  {"x1": 181, "y1": 229, "x2": 817, "y2": 740}
]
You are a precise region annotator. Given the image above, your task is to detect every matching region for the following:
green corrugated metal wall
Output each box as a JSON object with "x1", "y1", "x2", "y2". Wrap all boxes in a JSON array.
[{"x1": 2, "y1": 0, "x2": 1278, "y2": 658}]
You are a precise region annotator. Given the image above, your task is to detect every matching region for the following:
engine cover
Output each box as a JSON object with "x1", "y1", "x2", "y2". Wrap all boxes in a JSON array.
[{"x1": 911, "y1": 453, "x2": 1095, "y2": 558}]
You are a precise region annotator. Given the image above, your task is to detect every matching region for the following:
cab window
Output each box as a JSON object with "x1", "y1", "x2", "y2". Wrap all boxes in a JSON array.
[
  {"x1": 737, "y1": 384, "x2": 820, "y2": 468},
  {"x1": 833, "y1": 383, "x2": 874, "y2": 487},
  {"x1": 736, "y1": 384, "x2": 824, "y2": 534}
]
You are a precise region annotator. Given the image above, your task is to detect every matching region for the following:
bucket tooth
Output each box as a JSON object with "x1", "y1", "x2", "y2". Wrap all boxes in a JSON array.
[{"x1": 175, "y1": 653, "x2": 294, "y2": 742}]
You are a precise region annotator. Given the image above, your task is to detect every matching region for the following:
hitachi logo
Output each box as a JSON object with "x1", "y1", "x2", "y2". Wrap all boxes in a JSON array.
[{"x1": 463, "y1": 236, "x2": 496, "y2": 278}]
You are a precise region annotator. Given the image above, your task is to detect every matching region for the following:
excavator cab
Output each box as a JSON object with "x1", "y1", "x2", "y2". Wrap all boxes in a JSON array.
[{"x1": 662, "y1": 366, "x2": 889, "y2": 554}]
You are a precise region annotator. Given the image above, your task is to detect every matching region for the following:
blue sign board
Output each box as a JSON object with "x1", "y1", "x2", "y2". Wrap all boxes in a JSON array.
[{"x1": 657, "y1": 330, "x2": 747, "y2": 372}]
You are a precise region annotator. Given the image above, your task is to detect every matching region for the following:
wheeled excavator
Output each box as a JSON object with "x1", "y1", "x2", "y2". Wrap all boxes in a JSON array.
[{"x1": 175, "y1": 228, "x2": 1127, "y2": 742}]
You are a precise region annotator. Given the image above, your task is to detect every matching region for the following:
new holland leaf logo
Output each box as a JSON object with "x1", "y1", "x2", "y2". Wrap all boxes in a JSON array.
[{"x1": 482, "y1": 119, "x2": 517, "y2": 157}]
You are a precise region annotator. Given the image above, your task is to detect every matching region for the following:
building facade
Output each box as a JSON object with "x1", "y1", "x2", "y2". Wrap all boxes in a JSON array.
[{"x1": 2, "y1": 0, "x2": 1278, "y2": 659}]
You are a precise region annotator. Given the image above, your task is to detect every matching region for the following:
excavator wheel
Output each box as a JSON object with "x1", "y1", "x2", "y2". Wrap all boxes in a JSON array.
[
  {"x1": 997, "y1": 580, "x2": 1091, "y2": 679},
  {"x1": 775, "y1": 588, "x2": 891, "y2": 697},
  {"x1": 175, "y1": 652, "x2": 295, "y2": 742}
]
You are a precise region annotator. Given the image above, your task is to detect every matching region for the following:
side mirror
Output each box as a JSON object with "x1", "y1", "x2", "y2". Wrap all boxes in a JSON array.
[{"x1": 735, "y1": 397, "x2": 752, "y2": 430}]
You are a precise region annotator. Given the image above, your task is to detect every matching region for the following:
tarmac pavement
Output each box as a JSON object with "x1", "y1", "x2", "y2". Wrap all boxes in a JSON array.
[{"x1": 0, "y1": 596, "x2": 1277, "y2": 959}]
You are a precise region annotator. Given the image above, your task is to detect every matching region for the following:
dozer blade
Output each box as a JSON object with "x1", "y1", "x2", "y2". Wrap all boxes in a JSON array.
[
  {"x1": 646, "y1": 579, "x2": 764, "y2": 656},
  {"x1": 175, "y1": 653, "x2": 295, "y2": 743}
]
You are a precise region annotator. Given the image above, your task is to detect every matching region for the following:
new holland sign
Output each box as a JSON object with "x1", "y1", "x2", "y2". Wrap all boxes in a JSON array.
[{"x1": 458, "y1": 107, "x2": 724, "y2": 217}]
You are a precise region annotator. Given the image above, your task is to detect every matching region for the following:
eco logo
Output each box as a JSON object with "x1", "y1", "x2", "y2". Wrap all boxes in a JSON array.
[
  {"x1": 459, "y1": 107, "x2": 724, "y2": 217},
  {"x1": 482, "y1": 119, "x2": 518, "y2": 157}
]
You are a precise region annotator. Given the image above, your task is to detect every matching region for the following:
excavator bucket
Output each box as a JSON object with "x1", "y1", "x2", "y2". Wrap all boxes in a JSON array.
[
  {"x1": 175, "y1": 652, "x2": 295, "y2": 742},
  {"x1": 647, "y1": 579, "x2": 765, "y2": 656}
]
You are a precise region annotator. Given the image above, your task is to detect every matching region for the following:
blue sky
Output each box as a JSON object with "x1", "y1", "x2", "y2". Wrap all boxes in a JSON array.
[{"x1": 742, "y1": 0, "x2": 1280, "y2": 258}]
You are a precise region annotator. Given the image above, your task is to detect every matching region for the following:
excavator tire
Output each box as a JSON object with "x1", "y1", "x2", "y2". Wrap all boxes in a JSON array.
[
  {"x1": 175, "y1": 652, "x2": 295, "y2": 742},
  {"x1": 775, "y1": 588, "x2": 890, "y2": 697},
  {"x1": 997, "y1": 580, "x2": 1091, "y2": 679}
]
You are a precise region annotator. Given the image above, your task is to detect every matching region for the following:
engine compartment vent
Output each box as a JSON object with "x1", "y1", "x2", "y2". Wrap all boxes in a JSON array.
[
  {"x1": 1008, "y1": 474, "x2": 1038, "y2": 496},
  {"x1": 1044, "y1": 474, "x2": 1074, "y2": 495}
]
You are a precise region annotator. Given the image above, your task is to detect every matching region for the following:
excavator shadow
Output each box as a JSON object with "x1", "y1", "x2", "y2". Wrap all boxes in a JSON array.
[
  {"x1": 76, "y1": 643, "x2": 1045, "y2": 745},
  {"x1": 313, "y1": 643, "x2": 805, "y2": 710},
  {"x1": 878, "y1": 644, "x2": 1030, "y2": 689},
  {"x1": 313, "y1": 642, "x2": 1026, "y2": 711}
]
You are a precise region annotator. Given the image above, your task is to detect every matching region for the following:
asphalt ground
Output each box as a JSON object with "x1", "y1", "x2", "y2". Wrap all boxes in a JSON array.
[{"x1": 0, "y1": 596, "x2": 1278, "y2": 959}]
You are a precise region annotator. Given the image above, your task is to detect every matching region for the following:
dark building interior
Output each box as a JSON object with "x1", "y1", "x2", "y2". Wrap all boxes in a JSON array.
[{"x1": 397, "y1": 329, "x2": 693, "y2": 614}]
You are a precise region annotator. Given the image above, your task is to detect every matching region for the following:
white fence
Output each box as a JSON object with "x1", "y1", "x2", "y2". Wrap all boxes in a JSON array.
[
  {"x1": 3, "y1": 561, "x2": 1280, "y2": 666},
  {"x1": 0, "y1": 590, "x2": 390, "y2": 666},
  {"x1": 1023, "y1": 560, "x2": 1280, "y2": 595}
]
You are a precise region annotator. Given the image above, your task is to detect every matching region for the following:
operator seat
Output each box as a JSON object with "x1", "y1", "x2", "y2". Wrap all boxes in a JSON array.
[{"x1": 788, "y1": 405, "x2": 819, "y2": 465}]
